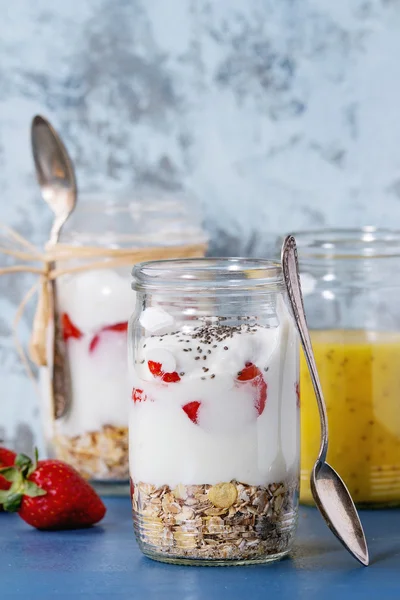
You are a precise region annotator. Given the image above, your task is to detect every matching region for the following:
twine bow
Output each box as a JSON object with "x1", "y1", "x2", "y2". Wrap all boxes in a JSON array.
[{"x1": 0, "y1": 222, "x2": 206, "y2": 382}]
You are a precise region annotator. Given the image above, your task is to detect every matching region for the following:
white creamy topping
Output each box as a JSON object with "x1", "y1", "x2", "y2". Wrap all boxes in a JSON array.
[
  {"x1": 42, "y1": 268, "x2": 133, "y2": 438},
  {"x1": 57, "y1": 268, "x2": 132, "y2": 332},
  {"x1": 139, "y1": 307, "x2": 175, "y2": 333},
  {"x1": 129, "y1": 303, "x2": 299, "y2": 487}
]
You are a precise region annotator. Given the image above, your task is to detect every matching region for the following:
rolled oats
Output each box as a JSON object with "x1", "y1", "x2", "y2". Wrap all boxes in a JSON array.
[
  {"x1": 132, "y1": 479, "x2": 298, "y2": 561},
  {"x1": 208, "y1": 482, "x2": 238, "y2": 508},
  {"x1": 53, "y1": 425, "x2": 128, "y2": 481}
]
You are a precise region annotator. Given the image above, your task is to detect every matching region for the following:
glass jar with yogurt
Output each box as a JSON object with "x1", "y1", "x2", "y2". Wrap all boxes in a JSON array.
[
  {"x1": 294, "y1": 228, "x2": 400, "y2": 507},
  {"x1": 129, "y1": 258, "x2": 299, "y2": 565},
  {"x1": 41, "y1": 189, "x2": 207, "y2": 491}
]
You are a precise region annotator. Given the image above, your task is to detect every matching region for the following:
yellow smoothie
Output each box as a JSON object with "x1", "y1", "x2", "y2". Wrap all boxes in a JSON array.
[{"x1": 300, "y1": 330, "x2": 400, "y2": 506}]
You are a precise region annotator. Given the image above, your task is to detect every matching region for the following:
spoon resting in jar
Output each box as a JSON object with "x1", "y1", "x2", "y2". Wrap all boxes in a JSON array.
[
  {"x1": 281, "y1": 235, "x2": 369, "y2": 566},
  {"x1": 31, "y1": 115, "x2": 77, "y2": 419}
]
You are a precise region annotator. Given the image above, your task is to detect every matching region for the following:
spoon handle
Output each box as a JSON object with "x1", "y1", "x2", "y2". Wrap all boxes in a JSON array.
[
  {"x1": 281, "y1": 235, "x2": 328, "y2": 463},
  {"x1": 50, "y1": 275, "x2": 72, "y2": 419}
]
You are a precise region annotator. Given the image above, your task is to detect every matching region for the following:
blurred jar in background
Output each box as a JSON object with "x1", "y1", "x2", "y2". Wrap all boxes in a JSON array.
[
  {"x1": 41, "y1": 188, "x2": 207, "y2": 493},
  {"x1": 294, "y1": 228, "x2": 400, "y2": 507}
]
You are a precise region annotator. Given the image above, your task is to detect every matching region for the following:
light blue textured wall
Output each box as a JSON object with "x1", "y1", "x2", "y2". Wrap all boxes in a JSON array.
[{"x1": 1, "y1": 0, "x2": 400, "y2": 451}]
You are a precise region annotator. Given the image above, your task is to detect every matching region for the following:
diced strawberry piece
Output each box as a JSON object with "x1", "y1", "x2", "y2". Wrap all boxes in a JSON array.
[
  {"x1": 88, "y1": 321, "x2": 128, "y2": 353},
  {"x1": 89, "y1": 334, "x2": 100, "y2": 353},
  {"x1": 148, "y1": 361, "x2": 180, "y2": 383},
  {"x1": 161, "y1": 371, "x2": 181, "y2": 383},
  {"x1": 236, "y1": 362, "x2": 267, "y2": 417},
  {"x1": 61, "y1": 313, "x2": 83, "y2": 341},
  {"x1": 182, "y1": 401, "x2": 201, "y2": 424},
  {"x1": 130, "y1": 479, "x2": 135, "y2": 497},
  {"x1": 131, "y1": 388, "x2": 147, "y2": 403},
  {"x1": 148, "y1": 361, "x2": 163, "y2": 377},
  {"x1": 237, "y1": 362, "x2": 260, "y2": 382},
  {"x1": 295, "y1": 382, "x2": 300, "y2": 408},
  {"x1": 104, "y1": 322, "x2": 128, "y2": 333},
  {"x1": 254, "y1": 378, "x2": 267, "y2": 416}
]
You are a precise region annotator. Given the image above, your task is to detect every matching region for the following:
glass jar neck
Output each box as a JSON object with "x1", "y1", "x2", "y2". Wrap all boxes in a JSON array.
[
  {"x1": 131, "y1": 258, "x2": 284, "y2": 295},
  {"x1": 293, "y1": 228, "x2": 400, "y2": 287},
  {"x1": 60, "y1": 188, "x2": 207, "y2": 249}
]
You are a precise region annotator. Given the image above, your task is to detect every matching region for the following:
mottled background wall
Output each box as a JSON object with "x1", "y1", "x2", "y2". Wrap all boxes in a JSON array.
[{"x1": 2, "y1": 0, "x2": 400, "y2": 452}]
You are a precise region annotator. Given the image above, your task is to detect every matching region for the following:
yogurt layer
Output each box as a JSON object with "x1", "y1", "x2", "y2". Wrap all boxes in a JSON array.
[
  {"x1": 45, "y1": 268, "x2": 133, "y2": 438},
  {"x1": 129, "y1": 305, "x2": 299, "y2": 487}
]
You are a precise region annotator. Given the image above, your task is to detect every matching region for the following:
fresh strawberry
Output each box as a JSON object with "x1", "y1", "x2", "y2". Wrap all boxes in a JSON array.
[
  {"x1": 132, "y1": 388, "x2": 147, "y2": 403},
  {"x1": 0, "y1": 451, "x2": 106, "y2": 530},
  {"x1": 0, "y1": 447, "x2": 16, "y2": 511},
  {"x1": 61, "y1": 313, "x2": 83, "y2": 341},
  {"x1": 148, "y1": 361, "x2": 181, "y2": 383},
  {"x1": 237, "y1": 363, "x2": 260, "y2": 381},
  {"x1": 295, "y1": 382, "x2": 300, "y2": 408},
  {"x1": 236, "y1": 362, "x2": 267, "y2": 416},
  {"x1": 161, "y1": 371, "x2": 181, "y2": 383},
  {"x1": 182, "y1": 401, "x2": 201, "y2": 424},
  {"x1": 89, "y1": 321, "x2": 128, "y2": 353},
  {"x1": 105, "y1": 322, "x2": 128, "y2": 333},
  {"x1": 89, "y1": 334, "x2": 100, "y2": 353},
  {"x1": 148, "y1": 360, "x2": 163, "y2": 377}
]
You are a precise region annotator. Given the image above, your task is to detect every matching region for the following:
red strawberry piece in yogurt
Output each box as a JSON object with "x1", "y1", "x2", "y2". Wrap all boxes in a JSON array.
[
  {"x1": 148, "y1": 361, "x2": 163, "y2": 377},
  {"x1": 182, "y1": 401, "x2": 201, "y2": 424},
  {"x1": 89, "y1": 321, "x2": 128, "y2": 353},
  {"x1": 161, "y1": 371, "x2": 181, "y2": 383},
  {"x1": 131, "y1": 388, "x2": 147, "y2": 403},
  {"x1": 148, "y1": 360, "x2": 180, "y2": 383},
  {"x1": 147, "y1": 350, "x2": 180, "y2": 383},
  {"x1": 61, "y1": 313, "x2": 83, "y2": 341},
  {"x1": 236, "y1": 362, "x2": 267, "y2": 416}
]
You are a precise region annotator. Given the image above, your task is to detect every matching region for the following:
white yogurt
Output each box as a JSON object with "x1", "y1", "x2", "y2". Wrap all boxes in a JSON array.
[
  {"x1": 47, "y1": 267, "x2": 133, "y2": 438},
  {"x1": 129, "y1": 305, "x2": 299, "y2": 487}
]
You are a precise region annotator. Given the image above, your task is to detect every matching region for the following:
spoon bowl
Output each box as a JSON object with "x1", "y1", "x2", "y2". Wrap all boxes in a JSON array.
[
  {"x1": 281, "y1": 235, "x2": 369, "y2": 566},
  {"x1": 31, "y1": 115, "x2": 77, "y2": 244},
  {"x1": 312, "y1": 462, "x2": 369, "y2": 565}
]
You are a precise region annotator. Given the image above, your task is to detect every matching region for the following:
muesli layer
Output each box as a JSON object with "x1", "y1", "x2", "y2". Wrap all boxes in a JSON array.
[
  {"x1": 132, "y1": 479, "x2": 297, "y2": 561},
  {"x1": 53, "y1": 425, "x2": 129, "y2": 481}
]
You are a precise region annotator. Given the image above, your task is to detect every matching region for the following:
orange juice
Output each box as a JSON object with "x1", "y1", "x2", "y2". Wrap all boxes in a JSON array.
[{"x1": 300, "y1": 330, "x2": 400, "y2": 506}]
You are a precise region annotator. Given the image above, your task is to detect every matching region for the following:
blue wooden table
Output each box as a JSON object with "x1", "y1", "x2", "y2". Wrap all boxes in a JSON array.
[{"x1": 1, "y1": 498, "x2": 399, "y2": 599}]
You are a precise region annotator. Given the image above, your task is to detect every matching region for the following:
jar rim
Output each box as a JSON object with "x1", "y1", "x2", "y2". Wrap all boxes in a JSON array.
[
  {"x1": 290, "y1": 227, "x2": 400, "y2": 259},
  {"x1": 132, "y1": 258, "x2": 283, "y2": 293},
  {"x1": 76, "y1": 194, "x2": 196, "y2": 215}
]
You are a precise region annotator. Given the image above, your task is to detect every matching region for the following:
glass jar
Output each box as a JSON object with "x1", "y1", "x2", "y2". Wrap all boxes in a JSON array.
[
  {"x1": 129, "y1": 258, "x2": 299, "y2": 565},
  {"x1": 40, "y1": 189, "x2": 207, "y2": 492},
  {"x1": 295, "y1": 228, "x2": 400, "y2": 507}
]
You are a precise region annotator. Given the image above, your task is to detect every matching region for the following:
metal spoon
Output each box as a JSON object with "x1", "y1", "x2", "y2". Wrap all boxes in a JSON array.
[
  {"x1": 281, "y1": 235, "x2": 369, "y2": 566},
  {"x1": 31, "y1": 115, "x2": 77, "y2": 419}
]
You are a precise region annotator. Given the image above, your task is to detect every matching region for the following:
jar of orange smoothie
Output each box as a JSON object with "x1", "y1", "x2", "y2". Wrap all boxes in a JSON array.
[{"x1": 294, "y1": 228, "x2": 400, "y2": 507}]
